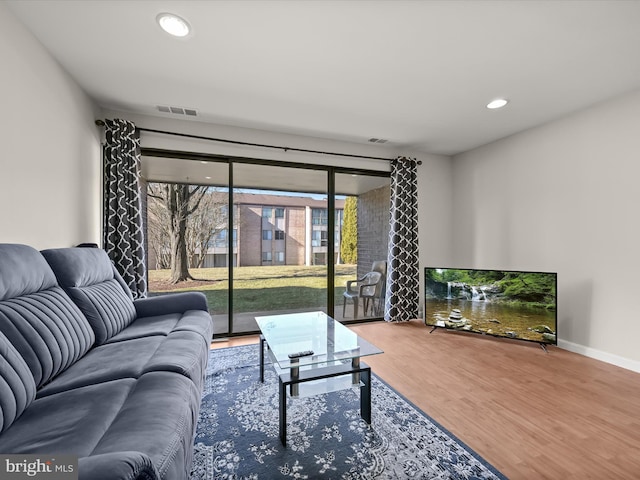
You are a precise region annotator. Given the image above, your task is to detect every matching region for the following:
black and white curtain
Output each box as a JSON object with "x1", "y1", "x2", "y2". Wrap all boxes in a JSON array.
[
  {"x1": 384, "y1": 156, "x2": 419, "y2": 322},
  {"x1": 103, "y1": 119, "x2": 147, "y2": 299}
]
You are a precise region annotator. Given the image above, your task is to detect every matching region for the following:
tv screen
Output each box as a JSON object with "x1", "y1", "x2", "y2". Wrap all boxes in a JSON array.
[{"x1": 424, "y1": 268, "x2": 557, "y2": 345}]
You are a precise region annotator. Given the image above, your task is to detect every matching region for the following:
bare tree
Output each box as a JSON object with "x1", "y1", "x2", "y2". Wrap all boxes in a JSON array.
[
  {"x1": 147, "y1": 194, "x2": 171, "y2": 269},
  {"x1": 186, "y1": 189, "x2": 229, "y2": 268},
  {"x1": 147, "y1": 183, "x2": 208, "y2": 283}
]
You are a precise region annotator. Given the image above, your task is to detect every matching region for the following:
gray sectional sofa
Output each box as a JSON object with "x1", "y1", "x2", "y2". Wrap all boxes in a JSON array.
[{"x1": 0, "y1": 244, "x2": 213, "y2": 480}]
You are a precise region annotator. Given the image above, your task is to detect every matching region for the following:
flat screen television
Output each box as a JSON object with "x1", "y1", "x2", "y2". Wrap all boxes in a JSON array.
[{"x1": 424, "y1": 267, "x2": 557, "y2": 346}]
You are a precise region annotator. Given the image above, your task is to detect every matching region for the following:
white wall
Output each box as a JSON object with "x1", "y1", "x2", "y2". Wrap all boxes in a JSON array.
[
  {"x1": 416, "y1": 155, "x2": 454, "y2": 301},
  {"x1": 103, "y1": 108, "x2": 430, "y2": 171},
  {"x1": 452, "y1": 89, "x2": 640, "y2": 371},
  {"x1": 0, "y1": 4, "x2": 101, "y2": 249}
]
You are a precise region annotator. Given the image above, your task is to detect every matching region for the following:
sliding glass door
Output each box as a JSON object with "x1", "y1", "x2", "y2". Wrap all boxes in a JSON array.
[
  {"x1": 142, "y1": 155, "x2": 230, "y2": 335},
  {"x1": 141, "y1": 151, "x2": 390, "y2": 335},
  {"x1": 334, "y1": 172, "x2": 391, "y2": 321},
  {"x1": 231, "y1": 162, "x2": 329, "y2": 333}
]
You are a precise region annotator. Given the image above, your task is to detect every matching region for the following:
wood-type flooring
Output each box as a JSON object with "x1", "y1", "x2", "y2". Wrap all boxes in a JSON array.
[{"x1": 211, "y1": 319, "x2": 640, "y2": 479}]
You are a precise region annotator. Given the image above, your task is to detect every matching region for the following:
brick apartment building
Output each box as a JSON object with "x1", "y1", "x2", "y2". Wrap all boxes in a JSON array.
[{"x1": 185, "y1": 192, "x2": 346, "y2": 269}]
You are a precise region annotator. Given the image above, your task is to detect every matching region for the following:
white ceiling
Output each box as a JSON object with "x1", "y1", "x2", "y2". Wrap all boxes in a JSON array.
[{"x1": 7, "y1": 0, "x2": 640, "y2": 156}]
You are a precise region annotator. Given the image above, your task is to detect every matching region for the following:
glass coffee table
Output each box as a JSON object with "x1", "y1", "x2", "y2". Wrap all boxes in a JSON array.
[{"x1": 256, "y1": 311, "x2": 383, "y2": 446}]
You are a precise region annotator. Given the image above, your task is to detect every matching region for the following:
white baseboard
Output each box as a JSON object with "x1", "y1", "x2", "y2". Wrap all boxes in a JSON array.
[{"x1": 557, "y1": 339, "x2": 640, "y2": 374}]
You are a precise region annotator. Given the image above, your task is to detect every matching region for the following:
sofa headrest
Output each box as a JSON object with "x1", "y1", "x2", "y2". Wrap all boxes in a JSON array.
[
  {"x1": 41, "y1": 247, "x2": 118, "y2": 288},
  {"x1": 0, "y1": 244, "x2": 58, "y2": 301},
  {"x1": 0, "y1": 330, "x2": 37, "y2": 432},
  {"x1": 41, "y1": 247, "x2": 136, "y2": 345}
]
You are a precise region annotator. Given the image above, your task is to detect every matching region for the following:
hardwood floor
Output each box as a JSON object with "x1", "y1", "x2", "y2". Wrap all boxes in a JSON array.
[{"x1": 211, "y1": 320, "x2": 640, "y2": 479}]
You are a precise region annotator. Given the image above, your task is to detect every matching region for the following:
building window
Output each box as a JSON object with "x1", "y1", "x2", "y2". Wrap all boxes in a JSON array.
[
  {"x1": 321, "y1": 230, "x2": 328, "y2": 246},
  {"x1": 262, "y1": 230, "x2": 272, "y2": 240},
  {"x1": 311, "y1": 230, "x2": 328, "y2": 247},
  {"x1": 276, "y1": 251, "x2": 285, "y2": 262},
  {"x1": 275, "y1": 208, "x2": 285, "y2": 218},
  {"x1": 262, "y1": 207, "x2": 272, "y2": 218},
  {"x1": 262, "y1": 251, "x2": 272, "y2": 262},
  {"x1": 211, "y1": 229, "x2": 227, "y2": 248},
  {"x1": 209, "y1": 228, "x2": 238, "y2": 248},
  {"x1": 275, "y1": 230, "x2": 285, "y2": 240},
  {"x1": 312, "y1": 208, "x2": 328, "y2": 225}
]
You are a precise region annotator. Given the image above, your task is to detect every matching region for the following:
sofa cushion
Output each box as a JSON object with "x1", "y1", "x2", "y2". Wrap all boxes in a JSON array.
[
  {"x1": 65, "y1": 280, "x2": 137, "y2": 344},
  {"x1": 0, "y1": 378, "x2": 136, "y2": 455},
  {"x1": 169, "y1": 309, "x2": 214, "y2": 344},
  {"x1": 0, "y1": 331, "x2": 37, "y2": 433},
  {"x1": 105, "y1": 313, "x2": 185, "y2": 343},
  {"x1": 106, "y1": 309, "x2": 213, "y2": 345},
  {"x1": 91, "y1": 371, "x2": 201, "y2": 480},
  {"x1": 35, "y1": 336, "x2": 165, "y2": 398},
  {"x1": 0, "y1": 245, "x2": 95, "y2": 388},
  {"x1": 141, "y1": 330, "x2": 209, "y2": 389},
  {"x1": 36, "y1": 328, "x2": 209, "y2": 398},
  {"x1": 42, "y1": 248, "x2": 137, "y2": 345}
]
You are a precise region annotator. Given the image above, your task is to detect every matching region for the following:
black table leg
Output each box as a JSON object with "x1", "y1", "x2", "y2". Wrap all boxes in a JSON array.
[
  {"x1": 360, "y1": 367, "x2": 371, "y2": 424},
  {"x1": 259, "y1": 335, "x2": 265, "y2": 383},
  {"x1": 279, "y1": 376, "x2": 287, "y2": 445},
  {"x1": 290, "y1": 358, "x2": 300, "y2": 397}
]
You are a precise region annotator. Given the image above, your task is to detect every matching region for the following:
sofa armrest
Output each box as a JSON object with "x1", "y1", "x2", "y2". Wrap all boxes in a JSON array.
[
  {"x1": 78, "y1": 452, "x2": 159, "y2": 480},
  {"x1": 134, "y1": 291, "x2": 208, "y2": 318}
]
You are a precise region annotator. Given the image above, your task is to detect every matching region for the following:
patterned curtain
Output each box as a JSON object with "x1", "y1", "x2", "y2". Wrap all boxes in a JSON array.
[
  {"x1": 103, "y1": 119, "x2": 147, "y2": 299},
  {"x1": 384, "y1": 156, "x2": 419, "y2": 322}
]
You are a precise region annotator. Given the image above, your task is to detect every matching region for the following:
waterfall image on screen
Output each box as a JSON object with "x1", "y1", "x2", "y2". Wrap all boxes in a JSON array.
[{"x1": 424, "y1": 268, "x2": 557, "y2": 345}]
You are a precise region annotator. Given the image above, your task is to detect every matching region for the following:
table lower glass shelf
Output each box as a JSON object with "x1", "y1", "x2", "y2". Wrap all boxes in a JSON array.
[
  {"x1": 280, "y1": 369, "x2": 363, "y2": 398},
  {"x1": 266, "y1": 348, "x2": 363, "y2": 398}
]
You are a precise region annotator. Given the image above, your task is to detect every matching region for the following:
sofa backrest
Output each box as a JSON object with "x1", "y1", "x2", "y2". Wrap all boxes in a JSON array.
[
  {"x1": 41, "y1": 247, "x2": 137, "y2": 345},
  {"x1": 0, "y1": 330, "x2": 36, "y2": 433},
  {"x1": 0, "y1": 244, "x2": 95, "y2": 390}
]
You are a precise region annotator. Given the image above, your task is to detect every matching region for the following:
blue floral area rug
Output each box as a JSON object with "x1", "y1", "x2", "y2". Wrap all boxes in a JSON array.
[{"x1": 190, "y1": 344, "x2": 507, "y2": 479}]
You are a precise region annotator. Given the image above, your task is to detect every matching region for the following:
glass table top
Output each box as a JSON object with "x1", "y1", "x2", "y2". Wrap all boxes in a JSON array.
[{"x1": 256, "y1": 311, "x2": 383, "y2": 369}]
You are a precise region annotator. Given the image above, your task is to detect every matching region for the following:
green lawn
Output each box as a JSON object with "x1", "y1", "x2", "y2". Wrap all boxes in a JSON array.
[{"x1": 149, "y1": 264, "x2": 357, "y2": 313}]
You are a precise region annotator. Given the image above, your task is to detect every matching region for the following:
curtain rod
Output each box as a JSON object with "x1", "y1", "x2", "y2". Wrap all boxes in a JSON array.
[{"x1": 95, "y1": 119, "x2": 421, "y2": 164}]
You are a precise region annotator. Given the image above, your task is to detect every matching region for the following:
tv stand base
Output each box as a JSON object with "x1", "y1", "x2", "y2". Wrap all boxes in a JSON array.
[{"x1": 428, "y1": 325, "x2": 552, "y2": 353}]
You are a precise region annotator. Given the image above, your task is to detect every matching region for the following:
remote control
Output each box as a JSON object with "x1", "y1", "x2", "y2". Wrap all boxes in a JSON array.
[{"x1": 288, "y1": 350, "x2": 314, "y2": 359}]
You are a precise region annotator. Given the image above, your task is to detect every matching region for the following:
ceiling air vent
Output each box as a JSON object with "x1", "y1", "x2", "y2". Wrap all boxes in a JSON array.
[
  {"x1": 368, "y1": 138, "x2": 388, "y2": 144},
  {"x1": 156, "y1": 105, "x2": 198, "y2": 117}
]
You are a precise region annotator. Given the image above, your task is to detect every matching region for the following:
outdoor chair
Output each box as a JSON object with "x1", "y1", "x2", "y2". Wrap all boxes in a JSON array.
[
  {"x1": 370, "y1": 260, "x2": 387, "y2": 316},
  {"x1": 342, "y1": 270, "x2": 383, "y2": 318}
]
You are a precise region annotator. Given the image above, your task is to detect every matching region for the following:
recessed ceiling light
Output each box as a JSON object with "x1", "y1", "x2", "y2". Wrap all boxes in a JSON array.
[
  {"x1": 156, "y1": 13, "x2": 191, "y2": 37},
  {"x1": 486, "y1": 98, "x2": 508, "y2": 109}
]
